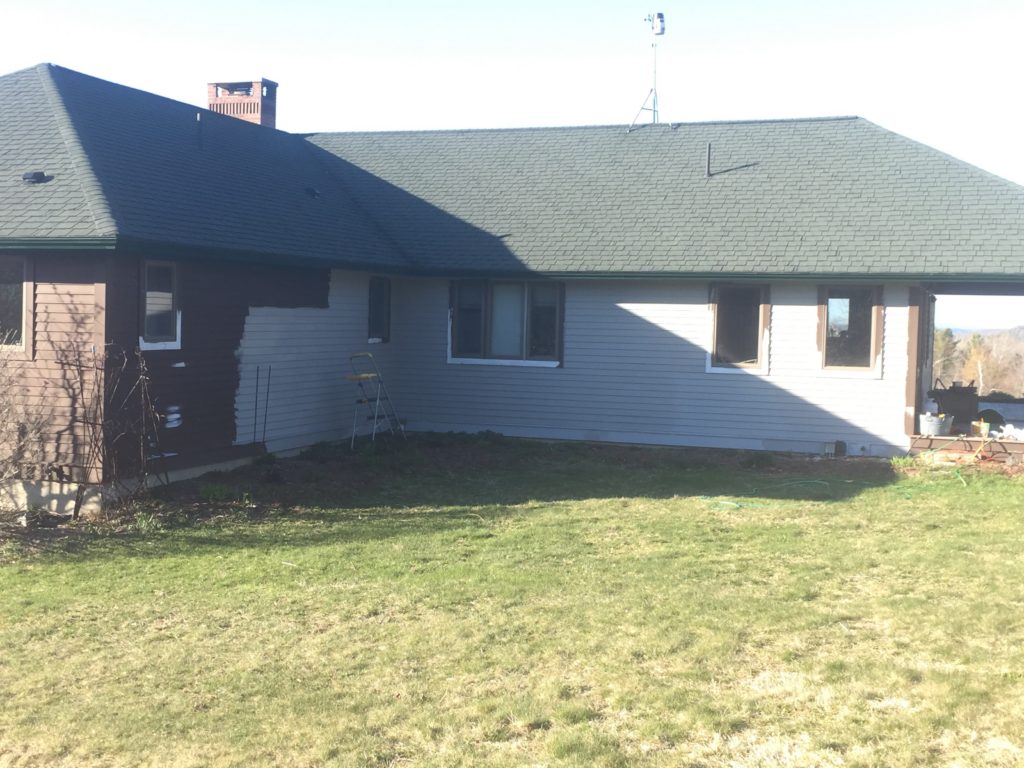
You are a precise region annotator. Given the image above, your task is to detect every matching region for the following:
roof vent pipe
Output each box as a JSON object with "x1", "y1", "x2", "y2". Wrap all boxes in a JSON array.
[{"x1": 705, "y1": 143, "x2": 712, "y2": 178}]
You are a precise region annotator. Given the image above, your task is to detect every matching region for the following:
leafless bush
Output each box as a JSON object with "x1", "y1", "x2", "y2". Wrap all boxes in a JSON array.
[
  {"x1": 1, "y1": 337, "x2": 161, "y2": 518},
  {"x1": 0, "y1": 337, "x2": 47, "y2": 507}
]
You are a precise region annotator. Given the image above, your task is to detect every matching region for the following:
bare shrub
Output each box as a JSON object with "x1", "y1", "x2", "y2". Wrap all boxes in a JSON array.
[
  {"x1": 0, "y1": 338, "x2": 47, "y2": 509},
  {"x1": 1, "y1": 338, "x2": 160, "y2": 517}
]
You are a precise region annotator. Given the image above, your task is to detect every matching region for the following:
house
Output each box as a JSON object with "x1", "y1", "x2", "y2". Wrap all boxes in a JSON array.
[{"x1": 2, "y1": 63, "x2": 1023, "y2": 511}]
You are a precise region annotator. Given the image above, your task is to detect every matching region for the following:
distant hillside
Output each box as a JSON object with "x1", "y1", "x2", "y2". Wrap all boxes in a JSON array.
[
  {"x1": 944, "y1": 326, "x2": 1024, "y2": 338},
  {"x1": 933, "y1": 327, "x2": 1024, "y2": 397}
]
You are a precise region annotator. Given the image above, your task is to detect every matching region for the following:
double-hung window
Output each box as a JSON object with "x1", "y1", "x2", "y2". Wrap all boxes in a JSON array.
[
  {"x1": 450, "y1": 280, "x2": 563, "y2": 363},
  {"x1": 710, "y1": 283, "x2": 769, "y2": 370},
  {"x1": 0, "y1": 258, "x2": 25, "y2": 348},
  {"x1": 140, "y1": 261, "x2": 180, "y2": 349},
  {"x1": 820, "y1": 286, "x2": 882, "y2": 369}
]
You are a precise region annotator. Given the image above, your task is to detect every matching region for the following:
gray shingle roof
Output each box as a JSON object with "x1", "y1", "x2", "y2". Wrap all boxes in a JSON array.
[
  {"x1": 3, "y1": 64, "x2": 1023, "y2": 279},
  {"x1": 308, "y1": 119, "x2": 1024, "y2": 278},
  {"x1": 0, "y1": 65, "x2": 115, "y2": 243},
  {"x1": 0, "y1": 64, "x2": 407, "y2": 270}
]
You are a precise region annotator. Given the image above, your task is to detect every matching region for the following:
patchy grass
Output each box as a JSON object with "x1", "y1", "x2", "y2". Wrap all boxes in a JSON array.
[{"x1": 1, "y1": 434, "x2": 1023, "y2": 766}]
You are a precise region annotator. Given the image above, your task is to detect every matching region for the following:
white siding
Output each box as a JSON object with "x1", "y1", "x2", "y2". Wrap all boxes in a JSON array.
[
  {"x1": 387, "y1": 278, "x2": 912, "y2": 456},
  {"x1": 233, "y1": 271, "x2": 399, "y2": 453},
  {"x1": 232, "y1": 273, "x2": 913, "y2": 457}
]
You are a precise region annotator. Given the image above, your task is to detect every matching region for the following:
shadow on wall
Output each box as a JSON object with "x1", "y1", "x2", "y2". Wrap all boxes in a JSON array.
[
  {"x1": 25, "y1": 80, "x2": 910, "y2": 479},
  {"x1": 383, "y1": 280, "x2": 910, "y2": 458}
]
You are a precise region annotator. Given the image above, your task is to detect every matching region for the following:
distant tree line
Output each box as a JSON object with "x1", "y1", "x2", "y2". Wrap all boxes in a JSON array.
[{"x1": 933, "y1": 327, "x2": 1024, "y2": 398}]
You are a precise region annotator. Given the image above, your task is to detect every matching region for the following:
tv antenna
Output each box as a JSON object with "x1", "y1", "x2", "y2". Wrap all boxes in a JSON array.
[{"x1": 629, "y1": 12, "x2": 665, "y2": 131}]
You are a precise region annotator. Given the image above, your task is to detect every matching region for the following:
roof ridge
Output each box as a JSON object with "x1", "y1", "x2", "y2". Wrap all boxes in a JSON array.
[
  {"x1": 35, "y1": 64, "x2": 119, "y2": 237},
  {"x1": 307, "y1": 116, "x2": 863, "y2": 139}
]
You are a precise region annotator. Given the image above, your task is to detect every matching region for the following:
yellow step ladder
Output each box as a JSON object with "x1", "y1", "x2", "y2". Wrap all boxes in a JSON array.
[{"x1": 346, "y1": 352, "x2": 405, "y2": 448}]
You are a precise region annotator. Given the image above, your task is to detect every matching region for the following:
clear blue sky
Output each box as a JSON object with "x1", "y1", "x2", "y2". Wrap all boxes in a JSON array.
[{"x1": 3, "y1": 0, "x2": 1022, "y2": 327}]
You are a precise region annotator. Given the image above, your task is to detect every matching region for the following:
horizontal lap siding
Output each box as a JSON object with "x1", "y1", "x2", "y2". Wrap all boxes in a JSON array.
[
  {"x1": 767, "y1": 283, "x2": 910, "y2": 449},
  {"x1": 17, "y1": 255, "x2": 104, "y2": 482},
  {"x1": 387, "y1": 278, "x2": 910, "y2": 456},
  {"x1": 132, "y1": 260, "x2": 332, "y2": 468},
  {"x1": 234, "y1": 271, "x2": 398, "y2": 453}
]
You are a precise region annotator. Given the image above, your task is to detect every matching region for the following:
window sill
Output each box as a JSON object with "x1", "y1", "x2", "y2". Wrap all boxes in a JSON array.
[
  {"x1": 705, "y1": 356, "x2": 768, "y2": 375},
  {"x1": 139, "y1": 338, "x2": 182, "y2": 352},
  {"x1": 0, "y1": 344, "x2": 30, "y2": 361},
  {"x1": 818, "y1": 366, "x2": 883, "y2": 380},
  {"x1": 448, "y1": 356, "x2": 560, "y2": 368},
  {"x1": 139, "y1": 311, "x2": 181, "y2": 351}
]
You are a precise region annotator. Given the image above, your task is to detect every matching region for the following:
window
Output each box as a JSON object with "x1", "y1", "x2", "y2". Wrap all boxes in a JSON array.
[
  {"x1": 710, "y1": 284, "x2": 769, "y2": 368},
  {"x1": 451, "y1": 280, "x2": 563, "y2": 362},
  {"x1": 368, "y1": 276, "x2": 390, "y2": 343},
  {"x1": 141, "y1": 261, "x2": 178, "y2": 346},
  {"x1": 0, "y1": 258, "x2": 25, "y2": 347},
  {"x1": 821, "y1": 286, "x2": 882, "y2": 368}
]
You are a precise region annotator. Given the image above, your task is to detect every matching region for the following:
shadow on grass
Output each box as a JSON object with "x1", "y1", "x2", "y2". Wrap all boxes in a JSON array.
[{"x1": 4, "y1": 433, "x2": 899, "y2": 561}]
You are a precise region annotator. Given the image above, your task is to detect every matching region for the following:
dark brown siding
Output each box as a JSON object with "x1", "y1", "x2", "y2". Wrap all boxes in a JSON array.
[{"x1": 110, "y1": 255, "x2": 330, "y2": 470}]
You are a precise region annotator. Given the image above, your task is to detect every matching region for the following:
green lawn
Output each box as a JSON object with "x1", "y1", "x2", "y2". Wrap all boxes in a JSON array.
[{"x1": 1, "y1": 435, "x2": 1023, "y2": 767}]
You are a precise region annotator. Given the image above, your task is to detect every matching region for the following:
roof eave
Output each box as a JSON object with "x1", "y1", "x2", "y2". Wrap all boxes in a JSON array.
[
  {"x1": 0, "y1": 236, "x2": 117, "y2": 251},
  {"x1": 399, "y1": 266, "x2": 1024, "y2": 283},
  {"x1": 112, "y1": 235, "x2": 403, "y2": 274}
]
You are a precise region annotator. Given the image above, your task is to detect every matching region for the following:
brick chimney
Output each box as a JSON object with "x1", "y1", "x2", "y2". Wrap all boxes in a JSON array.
[{"x1": 207, "y1": 79, "x2": 278, "y2": 128}]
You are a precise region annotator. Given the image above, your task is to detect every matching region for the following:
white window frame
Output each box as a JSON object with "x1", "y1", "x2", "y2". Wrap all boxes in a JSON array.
[
  {"x1": 139, "y1": 260, "x2": 182, "y2": 351},
  {"x1": 447, "y1": 279, "x2": 563, "y2": 367},
  {"x1": 706, "y1": 283, "x2": 771, "y2": 375}
]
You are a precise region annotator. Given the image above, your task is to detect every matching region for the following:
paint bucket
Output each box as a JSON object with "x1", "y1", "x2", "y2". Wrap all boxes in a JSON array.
[{"x1": 919, "y1": 413, "x2": 953, "y2": 437}]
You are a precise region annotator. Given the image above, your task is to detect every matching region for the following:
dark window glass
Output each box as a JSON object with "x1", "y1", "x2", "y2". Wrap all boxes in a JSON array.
[
  {"x1": 528, "y1": 283, "x2": 559, "y2": 358},
  {"x1": 368, "y1": 277, "x2": 391, "y2": 343},
  {"x1": 143, "y1": 263, "x2": 177, "y2": 342},
  {"x1": 825, "y1": 288, "x2": 876, "y2": 367},
  {"x1": 0, "y1": 260, "x2": 24, "y2": 346},
  {"x1": 453, "y1": 281, "x2": 484, "y2": 356},
  {"x1": 451, "y1": 280, "x2": 563, "y2": 362},
  {"x1": 713, "y1": 285, "x2": 763, "y2": 366}
]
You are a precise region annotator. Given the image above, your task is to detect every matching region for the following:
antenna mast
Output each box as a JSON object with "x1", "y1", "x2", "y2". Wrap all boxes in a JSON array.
[{"x1": 629, "y1": 12, "x2": 665, "y2": 131}]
